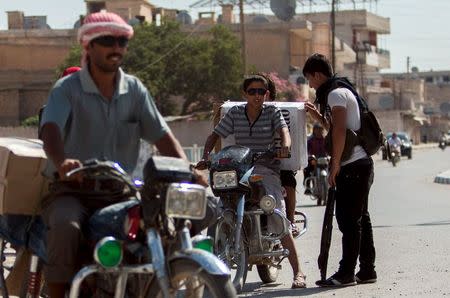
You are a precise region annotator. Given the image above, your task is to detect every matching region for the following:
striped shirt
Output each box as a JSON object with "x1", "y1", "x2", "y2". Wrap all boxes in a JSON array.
[{"x1": 214, "y1": 104, "x2": 287, "y2": 151}]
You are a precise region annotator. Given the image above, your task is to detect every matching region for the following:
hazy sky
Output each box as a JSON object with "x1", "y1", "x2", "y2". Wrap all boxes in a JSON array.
[{"x1": 1, "y1": 0, "x2": 449, "y2": 73}]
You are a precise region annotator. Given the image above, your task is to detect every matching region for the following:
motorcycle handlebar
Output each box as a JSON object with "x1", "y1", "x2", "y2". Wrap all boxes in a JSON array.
[{"x1": 65, "y1": 160, "x2": 137, "y2": 190}]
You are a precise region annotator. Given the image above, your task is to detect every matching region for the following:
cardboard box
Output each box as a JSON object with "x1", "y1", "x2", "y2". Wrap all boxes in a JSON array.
[
  {"x1": 220, "y1": 102, "x2": 308, "y2": 170},
  {"x1": 0, "y1": 138, "x2": 48, "y2": 215}
]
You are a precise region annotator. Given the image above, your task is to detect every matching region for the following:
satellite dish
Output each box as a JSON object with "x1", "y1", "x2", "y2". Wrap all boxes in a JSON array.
[
  {"x1": 177, "y1": 10, "x2": 193, "y2": 25},
  {"x1": 379, "y1": 95, "x2": 394, "y2": 109},
  {"x1": 270, "y1": 0, "x2": 296, "y2": 22}
]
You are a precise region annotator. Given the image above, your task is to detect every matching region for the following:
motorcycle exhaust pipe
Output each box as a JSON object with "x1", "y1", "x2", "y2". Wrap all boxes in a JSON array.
[{"x1": 250, "y1": 249, "x2": 290, "y2": 259}]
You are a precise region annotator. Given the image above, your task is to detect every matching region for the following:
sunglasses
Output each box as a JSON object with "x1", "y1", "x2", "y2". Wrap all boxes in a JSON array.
[
  {"x1": 92, "y1": 36, "x2": 129, "y2": 48},
  {"x1": 246, "y1": 88, "x2": 267, "y2": 96}
]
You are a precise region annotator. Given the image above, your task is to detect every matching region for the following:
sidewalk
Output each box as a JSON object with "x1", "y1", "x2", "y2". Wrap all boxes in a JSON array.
[{"x1": 435, "y1": 169, "x2": 450, "y2": 185}]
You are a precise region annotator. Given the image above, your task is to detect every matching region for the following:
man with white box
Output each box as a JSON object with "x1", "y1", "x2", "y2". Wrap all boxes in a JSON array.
[{"x1": 196, "y1": 74, "x2": 307, "y2": 289}]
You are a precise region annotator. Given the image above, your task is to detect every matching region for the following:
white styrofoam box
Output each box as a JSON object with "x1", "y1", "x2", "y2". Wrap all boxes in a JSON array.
[{"x1": 219, "y1": 101, "x2": 308, "y2": 170}]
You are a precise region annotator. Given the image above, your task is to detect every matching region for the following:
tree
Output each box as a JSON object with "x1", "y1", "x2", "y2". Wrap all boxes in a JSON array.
[
  {"x1": 265, "y1": 72, "x2": 303, "y2": 101},
  {"x1": 55, "y1": 45, "x2": 82, "y2": 79},
  {"x1": 57, "y1": 21, "x2": 243, "y2": 116}
]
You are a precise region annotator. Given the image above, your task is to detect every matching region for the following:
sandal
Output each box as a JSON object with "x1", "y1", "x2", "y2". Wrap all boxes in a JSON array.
[
  {"x1": 291, "y1": 223, "x2": 300, "y2": 238},
  {"x1": 292, "y1": 273, "x2": 307, "y2": 289}
]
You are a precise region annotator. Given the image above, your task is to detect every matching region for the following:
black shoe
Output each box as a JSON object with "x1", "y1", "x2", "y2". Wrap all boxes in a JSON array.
[
  {"x1": 355, "y1": 270, "x2": 377, "y2": 284},
  {"x1": 316, "y1": 272, "x2": 356, "y2": 287},
  {"x1": 304, "y1": 189, "x2": 312, "y2": 195}
]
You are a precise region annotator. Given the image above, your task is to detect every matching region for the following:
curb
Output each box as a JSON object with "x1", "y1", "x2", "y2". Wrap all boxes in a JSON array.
[{"x1": 434, "y1": 170, "x2": 450, "y2": 185}]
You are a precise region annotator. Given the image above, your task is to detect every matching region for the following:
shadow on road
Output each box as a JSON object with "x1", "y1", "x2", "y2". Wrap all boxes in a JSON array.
[
  {"x1": 414, "y1": 220, "x2": 450, "y2": 226},
  {"x1": 372, "y1": 220, "x2": 450, "y2": 229},
  {"x1": 241, "y1": 281, "x2": 338, "y2": 297},
  {"x1": 298, "y1": 203, "x2": 323, "y2": 208}
]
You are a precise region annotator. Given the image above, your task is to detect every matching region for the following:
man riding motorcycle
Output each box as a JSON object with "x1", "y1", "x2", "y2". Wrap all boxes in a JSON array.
[
  {"x1": 196, "y1": 75, "x2": 307, "y2": 289},
  {"x1": 388, "y1": 132, "x2": 402, "y2": 155},
  {"x1": 39, "y1": 12, "x2": 209, "y2": 298},
  {"x1": 303, "y1": 123, "x2": 326, "y2": 195}
]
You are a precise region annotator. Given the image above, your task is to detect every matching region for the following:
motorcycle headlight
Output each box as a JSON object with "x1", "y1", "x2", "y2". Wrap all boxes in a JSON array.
[
  {"x1": 212, "y1": 171, "x2": 238, "y2": 189},
  {"x1": 165, "y1": 183, "x2": 206, "y2": 220},
  {"x1": 259, "y1": 195, "x2": 276, "y2": 214},
  {"x1": 317, "y1": 157, "x2": 329, "y2": 166}
]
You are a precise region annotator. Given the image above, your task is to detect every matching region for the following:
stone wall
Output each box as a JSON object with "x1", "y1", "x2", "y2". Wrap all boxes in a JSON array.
[
  {"x1": 0, "y1": 126, "x2": 38, "y2": 138},
  {"x1": 0, "y1": 90, "x2": 20, "y2": 125}
]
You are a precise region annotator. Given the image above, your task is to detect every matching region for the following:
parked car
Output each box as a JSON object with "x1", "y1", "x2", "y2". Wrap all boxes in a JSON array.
[
  {"x1": 382, "y1": 132, "x2": 413, "y2": 160},
  {"x1": 446, "y1": 130, "x2": 450, "y2": 145}
]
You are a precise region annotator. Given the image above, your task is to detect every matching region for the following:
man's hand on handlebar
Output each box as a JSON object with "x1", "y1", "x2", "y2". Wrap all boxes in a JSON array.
[
  {"x1": 57, "y1": 159, "x2": 83, "y2": 182},
  {"x1": 195, "y1": 159, "x2": 210, "y2": 171},
  {"x1": 276, "y1": 146, "x2": 291, "y2": 159},
  {"x1": 193, "y1": 168, "x2": 209, "y2": 187}
]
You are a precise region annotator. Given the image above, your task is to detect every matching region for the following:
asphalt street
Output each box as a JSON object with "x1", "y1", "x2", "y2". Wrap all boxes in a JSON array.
[{"x1": 240, "y1": 147, "x2": 450, "y2": 297}]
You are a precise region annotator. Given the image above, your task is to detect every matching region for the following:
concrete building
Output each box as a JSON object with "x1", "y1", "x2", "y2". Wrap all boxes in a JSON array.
[
  {"x1": 0, "y1": 0, "x2": 400, "y2": 134},
  {"x1": 382, "y1": 70, "x2": 450, "y2": 142},
  {"x1": 0, "y1": 28, "x2": 76, "y2": 125}
]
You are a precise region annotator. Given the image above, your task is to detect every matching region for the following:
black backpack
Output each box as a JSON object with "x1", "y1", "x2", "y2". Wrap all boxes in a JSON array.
[
  {"x1": 319, "y1": 77, "x2": 385, "y2": 157},
  {"x1": 334, "y1": 78, "x2": 385, "y2": 156}
]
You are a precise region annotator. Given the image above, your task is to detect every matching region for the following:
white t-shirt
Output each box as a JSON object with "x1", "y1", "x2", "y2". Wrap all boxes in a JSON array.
[
  {"x1": 388, "y1": 137, "x2": 402, "y2": 147},
  {"x1": 327, "y1": 88, "x2": 368, "y2": 166}
]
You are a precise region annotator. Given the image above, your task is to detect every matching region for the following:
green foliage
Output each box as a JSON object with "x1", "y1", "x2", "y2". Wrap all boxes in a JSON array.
[
  {"x1": 57, "y1": 22, "x2": 243, "y2": 115},
  {"x1": 55, "y1": 45, "x2": 82, "y2": 80},
  {"x1": 21, "y1": 115, "x2": 39, "y2": 127}
]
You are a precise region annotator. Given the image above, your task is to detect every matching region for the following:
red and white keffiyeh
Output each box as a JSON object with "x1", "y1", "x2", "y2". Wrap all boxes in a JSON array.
[{"x1": 77, "y1": 12, "x2": 134, "y2": 67}]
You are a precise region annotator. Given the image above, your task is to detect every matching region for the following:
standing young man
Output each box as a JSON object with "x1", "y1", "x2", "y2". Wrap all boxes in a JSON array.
[
  {"x1": 196, "y1": 75, "x2": 307, "y2": 289},
  {"x1": 302, "y1": 53, "x2": 377, "y2": 287},
  {"x1": 40, "y1": 12, "x2": 207, "y2": 297}
]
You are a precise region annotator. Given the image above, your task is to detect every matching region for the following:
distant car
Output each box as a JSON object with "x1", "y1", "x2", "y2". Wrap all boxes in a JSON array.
[{"x1": 382, "y1": 132, "x2": 413, "y2": 160}]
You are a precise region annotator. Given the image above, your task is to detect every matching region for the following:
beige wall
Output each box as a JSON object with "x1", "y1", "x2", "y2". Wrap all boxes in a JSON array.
[
  {"x1": 0, "y1": 90, "x2": 20, "y2": 126},
  {"x1": 0, "y1": 126, "x2": 37, "y2": 138},
  {"x1": 0, "y1": 30, "x2": 75, "y2": 71},
  {"x1": 246, "y1": 27, "x2": 291, "y2": 77},
  {"x1": 105, "y1": 0, "x2": 153, "y2": 22},
  {"x1": 0, "y1": 29, "x2": 76, "y2": 125},
  {"x1": 20, "y1": 90, "x2": 49, "y2": 120},
  {"x1": 183, "y1": 20, "x2": 326, "y2": 78}
]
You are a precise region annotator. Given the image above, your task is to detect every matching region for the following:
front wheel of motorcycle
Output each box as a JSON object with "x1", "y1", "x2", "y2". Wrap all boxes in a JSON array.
[
  {"x1": 209, "y1": 219, "x2": 248, "y2": 293},
  {"x1": 146, "y1": 259, "x2": 237, "y2": 298},
  {"x1": 256, "y1": 264, "x2": 279, "y2": 283}
]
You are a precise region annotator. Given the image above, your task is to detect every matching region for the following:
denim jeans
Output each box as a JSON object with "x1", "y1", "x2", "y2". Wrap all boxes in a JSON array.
[{"x1": 335, "y1": 157, "x2": 376, "y2": 275}]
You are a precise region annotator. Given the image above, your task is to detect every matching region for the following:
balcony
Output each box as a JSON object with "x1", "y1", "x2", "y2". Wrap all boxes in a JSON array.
[{"x1": 355, "y1": 43, "x2": 390, "y2": 69}]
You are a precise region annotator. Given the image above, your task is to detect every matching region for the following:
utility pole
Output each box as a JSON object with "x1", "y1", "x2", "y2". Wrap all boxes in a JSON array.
[
  {"x1": 406, "y1": 56, "x2": 411, "y2": 74},
  {"x1": 331, "y1": 0, "x2": 336, "y2": 72},
  {"x1": 239, "y1": 0, "x2": 247, "y2": 74}
]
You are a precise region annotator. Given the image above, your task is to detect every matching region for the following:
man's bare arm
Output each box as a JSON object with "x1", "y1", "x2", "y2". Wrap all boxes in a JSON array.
[
  {"x1": 40, "y1": 123, "x2": 66, "y2": 167},
  {"x1": 154, "y1": 131, "x2": 188, "y2": 159},
  {"x1": 329, "y1": 106, "x2": 347, "y2": 186},
  {"x1": 278, "y1": 126, "x2": 292, "y2": 148},
  {"x1": 154, "y1": 132, "x2": 209, "y2": 186},
  {"x1": 201, "y1": 132, "x2": 220, "y2": 160},
  {"x1": 41, "y1": 122, "x2": 82, "y2": 180}
]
